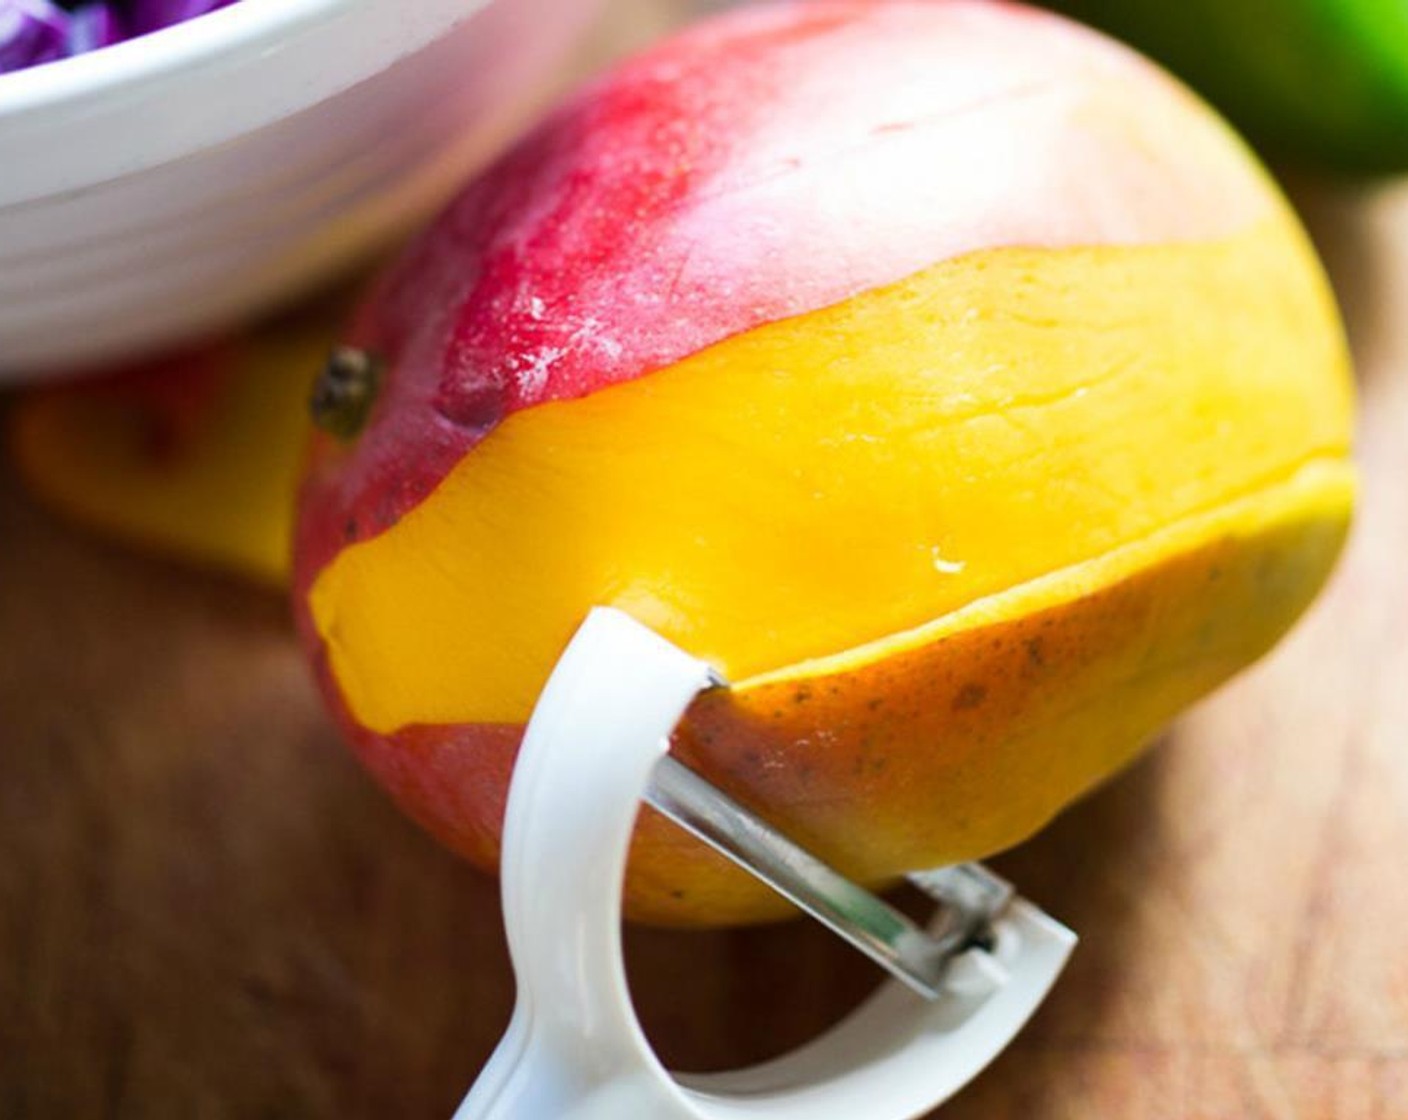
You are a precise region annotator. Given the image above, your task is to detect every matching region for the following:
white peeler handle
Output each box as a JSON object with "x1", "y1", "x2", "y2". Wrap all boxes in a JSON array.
[{"x1": 454, "y1": 608, "x2": 1076, "y2": 1120}]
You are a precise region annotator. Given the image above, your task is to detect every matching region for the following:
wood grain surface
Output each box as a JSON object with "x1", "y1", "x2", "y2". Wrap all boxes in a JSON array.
[{"x1": 3, "y1": 5, "x2": 1408, "y2": 1117}]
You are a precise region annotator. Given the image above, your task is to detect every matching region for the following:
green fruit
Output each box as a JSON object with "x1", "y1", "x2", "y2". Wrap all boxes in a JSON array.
[{"x1": 1047, "y1": 0, "x2": 1408, "y2": 173}]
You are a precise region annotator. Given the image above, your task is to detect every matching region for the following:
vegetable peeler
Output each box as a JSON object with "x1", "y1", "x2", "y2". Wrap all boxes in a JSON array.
[{"x1": 454, "y1": 608, "x2": 1076, "y2": 1120}]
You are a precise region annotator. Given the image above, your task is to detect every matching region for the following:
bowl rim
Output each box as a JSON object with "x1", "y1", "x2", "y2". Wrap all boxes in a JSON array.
[
  {"x1": 0, "y1": 0, "x2": 491, "y2": 205},
  {"x1": 0, "y1": 0, "x2": 343, "y2": 117}
]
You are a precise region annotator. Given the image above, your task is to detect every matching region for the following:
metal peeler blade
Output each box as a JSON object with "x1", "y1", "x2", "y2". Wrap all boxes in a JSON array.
[{"x1": 645, "y1": 755, "x2": 1016, "y2": 1000}]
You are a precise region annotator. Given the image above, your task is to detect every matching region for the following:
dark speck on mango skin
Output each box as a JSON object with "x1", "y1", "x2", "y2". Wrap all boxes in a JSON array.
[{"x1": 952, "y1": 682, "x2": 988, "y2": 711}]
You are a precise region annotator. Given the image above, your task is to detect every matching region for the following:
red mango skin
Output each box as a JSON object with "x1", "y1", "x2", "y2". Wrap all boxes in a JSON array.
[
  {"x1": 305, "y1": 647, "x2": 518, "y2": 874},
  {"x1": 292, "y1": 1, "x2": 1285, "y2": 921}
]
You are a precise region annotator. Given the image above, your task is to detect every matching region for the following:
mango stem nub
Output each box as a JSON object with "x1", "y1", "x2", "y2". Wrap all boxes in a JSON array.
[{"x1": 311, "y1": 346, "x2": 384, "y2": 440}]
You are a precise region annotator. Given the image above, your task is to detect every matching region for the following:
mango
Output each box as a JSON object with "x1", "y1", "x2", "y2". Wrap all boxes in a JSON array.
[{"x1": 294, "y1": 1, "x2": 1355, "y2": 925}]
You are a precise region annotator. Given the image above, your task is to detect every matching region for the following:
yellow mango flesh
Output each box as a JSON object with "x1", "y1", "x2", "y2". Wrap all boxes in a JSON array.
[
  {"x1": 310, "y1": 216, "x2": 1353, "y2": 738},
  {"x1": 11, "y1": 328, "x2": 322, "y2": 586}
]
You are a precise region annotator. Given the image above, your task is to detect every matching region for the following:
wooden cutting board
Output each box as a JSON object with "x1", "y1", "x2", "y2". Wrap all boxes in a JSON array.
[{"x1": 2, "y1": 6, "x2": 1407, "y2": 1116}]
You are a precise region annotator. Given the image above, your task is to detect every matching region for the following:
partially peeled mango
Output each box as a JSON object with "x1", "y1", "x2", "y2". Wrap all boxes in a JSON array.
[
  {"x1": 293, "y1": 2, "x2": 1356, "y2": 925},
  {"x1": 9, "y1": 1, "x2": 1356, "y2": 928}
]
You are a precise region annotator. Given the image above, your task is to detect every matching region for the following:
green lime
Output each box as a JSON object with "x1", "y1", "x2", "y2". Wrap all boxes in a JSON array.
[{"x1": 1048, "y1": 0, "x2": 1408, "y2": 173}]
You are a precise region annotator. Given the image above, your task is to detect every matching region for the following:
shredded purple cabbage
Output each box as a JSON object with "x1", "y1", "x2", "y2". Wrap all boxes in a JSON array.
[
  {"x1": 1, "y1": 2, "x2": 69, "y2": 73},
  {"x1": 124, "y1": 0, "x2": 234, "y2": 37},
  {"x1": 1, "y1": 0, "x2": 239, "y2": 75},
  {"x1": 64, "y1": 2, "x2": 121, "y2": 54}
]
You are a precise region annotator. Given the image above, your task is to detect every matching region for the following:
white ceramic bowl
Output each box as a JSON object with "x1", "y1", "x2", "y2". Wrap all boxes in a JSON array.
[{"x1": 0, "y1": 0, "x2": 601, "y2": 380}]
